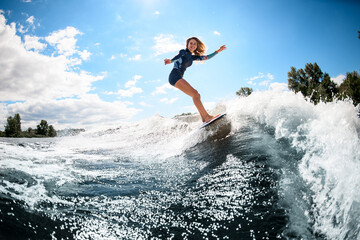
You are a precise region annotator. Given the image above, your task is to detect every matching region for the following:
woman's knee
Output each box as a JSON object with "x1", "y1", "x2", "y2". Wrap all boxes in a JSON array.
[{"x1": 192, "y1": 90, "x2": 201, "y2": 101}]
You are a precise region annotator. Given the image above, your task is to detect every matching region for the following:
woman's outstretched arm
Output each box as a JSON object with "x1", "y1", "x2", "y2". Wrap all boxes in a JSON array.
[
  {"x1": 164, "y1": 49, "x2": 186, "y2": 65},
  {"x1": 194, "y1": 45, "x2": 227, "y2": 61}
]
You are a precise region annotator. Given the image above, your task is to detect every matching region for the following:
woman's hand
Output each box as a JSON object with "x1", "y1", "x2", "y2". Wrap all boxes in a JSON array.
[
  {"x1": 164, "y1": 59, "x2": 172, "y2": 65},
  {"x1": 216, "y1": 45, "x2": 227, "y2": 53}
]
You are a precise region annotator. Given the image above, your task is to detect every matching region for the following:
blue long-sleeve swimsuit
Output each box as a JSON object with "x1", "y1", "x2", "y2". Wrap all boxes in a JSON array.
[{"x1": 168, "y1": 48, "x2": 217, "y2": 86}]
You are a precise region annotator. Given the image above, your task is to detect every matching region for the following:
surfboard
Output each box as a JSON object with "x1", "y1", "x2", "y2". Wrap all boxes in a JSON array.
[{"x1": 200, "y1": 113, "x2": 227, "y2": 128}]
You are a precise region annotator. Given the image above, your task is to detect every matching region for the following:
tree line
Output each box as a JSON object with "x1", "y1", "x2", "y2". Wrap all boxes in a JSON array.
[
  {"x1": 236, "y1": 63, "x2": 360, "y2": 110},
  {"x1": 0, "y1": 113, "x2": 56, "y2": 138},
  {"x1": 287, "y1": 63, "x2": 359, "y2": 106}
]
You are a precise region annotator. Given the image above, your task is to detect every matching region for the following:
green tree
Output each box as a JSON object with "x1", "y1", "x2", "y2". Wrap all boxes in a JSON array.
[
  {"x1": 236, "y1": 87, "x2": 253, "y2": 97},
  {"x1": 338, "y1": 71, "x2": 360, "y2": 106},
  {"x1": 47, "y1": 125, "x2": 57, "y2": 137},
  {"x1": 5, "y1": 116, "x2": 16, "y2": 137},
  {"x1": 2, "y1": 115, "x2": 57, "y2": 138},
  {"x1": 14, "y1": 113, "x2": 21, "y2": 137},
  {"x1": 37, "y1": 120, "x2": 49, "y2": 135},
  {"x1": 288, "y1": 67, "x2": 308, "y2": 97},
  {"x1": 318, "y1": 73, "x2": 338, "y2": 103},
  {"x1": 4, "y1": 113, "x2": 22, "y2": 137},
  {"x1": 288, "y1": 63, "x2": 338, "y2": 105},
  {"x1": 304, "y1": 63, "x2": 323, "y2": 104}
]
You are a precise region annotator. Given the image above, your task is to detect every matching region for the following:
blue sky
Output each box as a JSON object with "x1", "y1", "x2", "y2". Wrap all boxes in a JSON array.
[{"x1": 0, "y1": 0, "x2": 359, "y2": 130}]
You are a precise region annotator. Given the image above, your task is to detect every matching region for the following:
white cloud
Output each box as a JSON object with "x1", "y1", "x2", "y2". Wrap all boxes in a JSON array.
[
  {"x1": 79, "y1": 49, "x2": 91, "y2": 60},
  {"x1": 5, "y1": 94, "x2": 142, "y2": 129},
  {"x1": 125, "y1": 75, "x2": 142, "y2": 88},
  {"x1": 331, "y1": 74, "x2": 345, "y2": 85},
  {"x1": 0, "y1": 30, "x2": 103, "y2": 101},
  {"x1": 17, "y1": 15, "x2": 37, "y2": 33},
  {"x1": 153, "y1": 34, "x2": 183, "y2": 56},
  {"x1": 109, "y1": 53, "x2": 127, "y2": 61},
  {"x1": 26, "y1": 16, "x2": 34, "y2": 25},
  {"x1": 115, "y1": 87, "x2": 143, "y2": 97},
  {"x1": 24, "y1": 35, "x2": 47, "y2": 51},
  {"x1": 0, "y1": 13, "x2": 143, "y2": 129},
  {"x1": 258, "y1": 74, "x2": 274, "y2": 86},
  {"x1": 106, "y1": 75, "x2": 143, "y2": 98},
  {"x1": 45, "y1": 26, "x2": 82, "y2": 56},
  {"x1": 18, "y1": 24, "x2": 27, "y2": 33},
  {"x1": 43, "y1": 26, "x2": 92, "y2": 66},
  {"x1": 251, "y1": 72, "x2": 264, "y2": 81},
  {"x1": 259, "y1": 80, "x2": 271, "y2": 86},
  {"x1": 1, "y1": 14, "x2": 101, "y2": 101},
  {"x1": 246, "y1": 72, "x2": 274, "y2": 86},
  {"x1": 160, "y1": 97, "x2": 178, "y2": 104},
  {"x1": 269, "y1": 82, "x2": 288, "y2": 92},
  {"x1": 129, "y1": 54, "x2": 141, "y2": 61},
  {"x1": 145, "y1": 79, "x2": 161, "y2": 84},
  {"x1": 24, "y1": 16, "x2": 38, "y2": 32},
  {"x1": 122, "y1": 101, "x2": 134, "y2": 106},
  {"x1": 155, "y1": 11, "x2": 160, "y2": 15},
  {"x1": 213, "y1": 31, "x2": 221, "y2": 36},
  {"x1": 139, "y1": 101, "x2": 152, "y2": 107},
  {"x1": 0, "y1": 24, "x2": 103, "y2": 101},
  {"x1": 152, "y1": 83, "x2": 173, "y2": 95}
]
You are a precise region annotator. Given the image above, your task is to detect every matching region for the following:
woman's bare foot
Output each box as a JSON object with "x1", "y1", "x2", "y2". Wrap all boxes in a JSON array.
[{"x1": 204, "y1": 114, "x2": 221, "y2": 123}]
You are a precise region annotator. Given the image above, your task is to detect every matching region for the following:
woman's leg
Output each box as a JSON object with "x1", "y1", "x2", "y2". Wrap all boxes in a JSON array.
[{"x1": 174, "y1": 78, "x2": 216, "y2": 123}]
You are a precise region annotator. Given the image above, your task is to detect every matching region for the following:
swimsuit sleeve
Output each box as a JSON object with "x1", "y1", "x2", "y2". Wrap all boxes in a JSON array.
[
  {"x1": 206, "y1": 51, "x2": 218, "y2": 60},
  {"x1": 171, "y1": 49, "x2": 186, "y2": 63},
  {"x1": 192, "y1": 51, "x2": 218, "y2": 61}
]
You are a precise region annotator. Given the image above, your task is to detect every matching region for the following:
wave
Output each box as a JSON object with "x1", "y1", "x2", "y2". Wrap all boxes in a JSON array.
[
  {"x1": 226, "y1": 88, "x2": 360, "y2": 239},
  {"x1": 0, "y1": 87, "x2": 359, "y2": 239}
]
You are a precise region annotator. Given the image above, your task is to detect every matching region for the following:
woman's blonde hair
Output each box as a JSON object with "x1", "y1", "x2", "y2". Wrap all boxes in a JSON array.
[{"x1": 186, "y1": 37, "x2": 207, "y2": 56}]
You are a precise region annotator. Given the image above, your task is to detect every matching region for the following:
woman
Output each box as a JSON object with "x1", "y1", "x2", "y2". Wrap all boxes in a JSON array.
[{"x1": 164, "y1": 37, "x2": 226, "y2": 123}]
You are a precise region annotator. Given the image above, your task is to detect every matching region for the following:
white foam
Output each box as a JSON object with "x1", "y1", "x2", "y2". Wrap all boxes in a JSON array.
[
  {"x1": 225, "y1": 88, "x2": 360, "y2": 239},
  {"x1": 0, "y1": 85, "x2": 359, "y2": 238}
]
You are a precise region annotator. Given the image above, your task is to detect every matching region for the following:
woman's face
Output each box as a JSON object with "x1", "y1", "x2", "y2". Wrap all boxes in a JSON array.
[{"x1": 187, "y1": 39, "x2": 197, "y2": 53}]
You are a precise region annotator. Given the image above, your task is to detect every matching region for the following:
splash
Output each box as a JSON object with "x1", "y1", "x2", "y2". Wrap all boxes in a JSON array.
[
  {"x1": 0, "y1": 86, "x2": 359, "y2": 239},
  {"x1": 226, "y1": 88, "x2": 360, "y2": 239}
]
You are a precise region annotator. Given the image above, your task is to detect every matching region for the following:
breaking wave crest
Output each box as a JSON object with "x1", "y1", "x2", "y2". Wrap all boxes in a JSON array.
[{"x1": 0, "y1": 87, "x2": 359, "y2": 239}]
